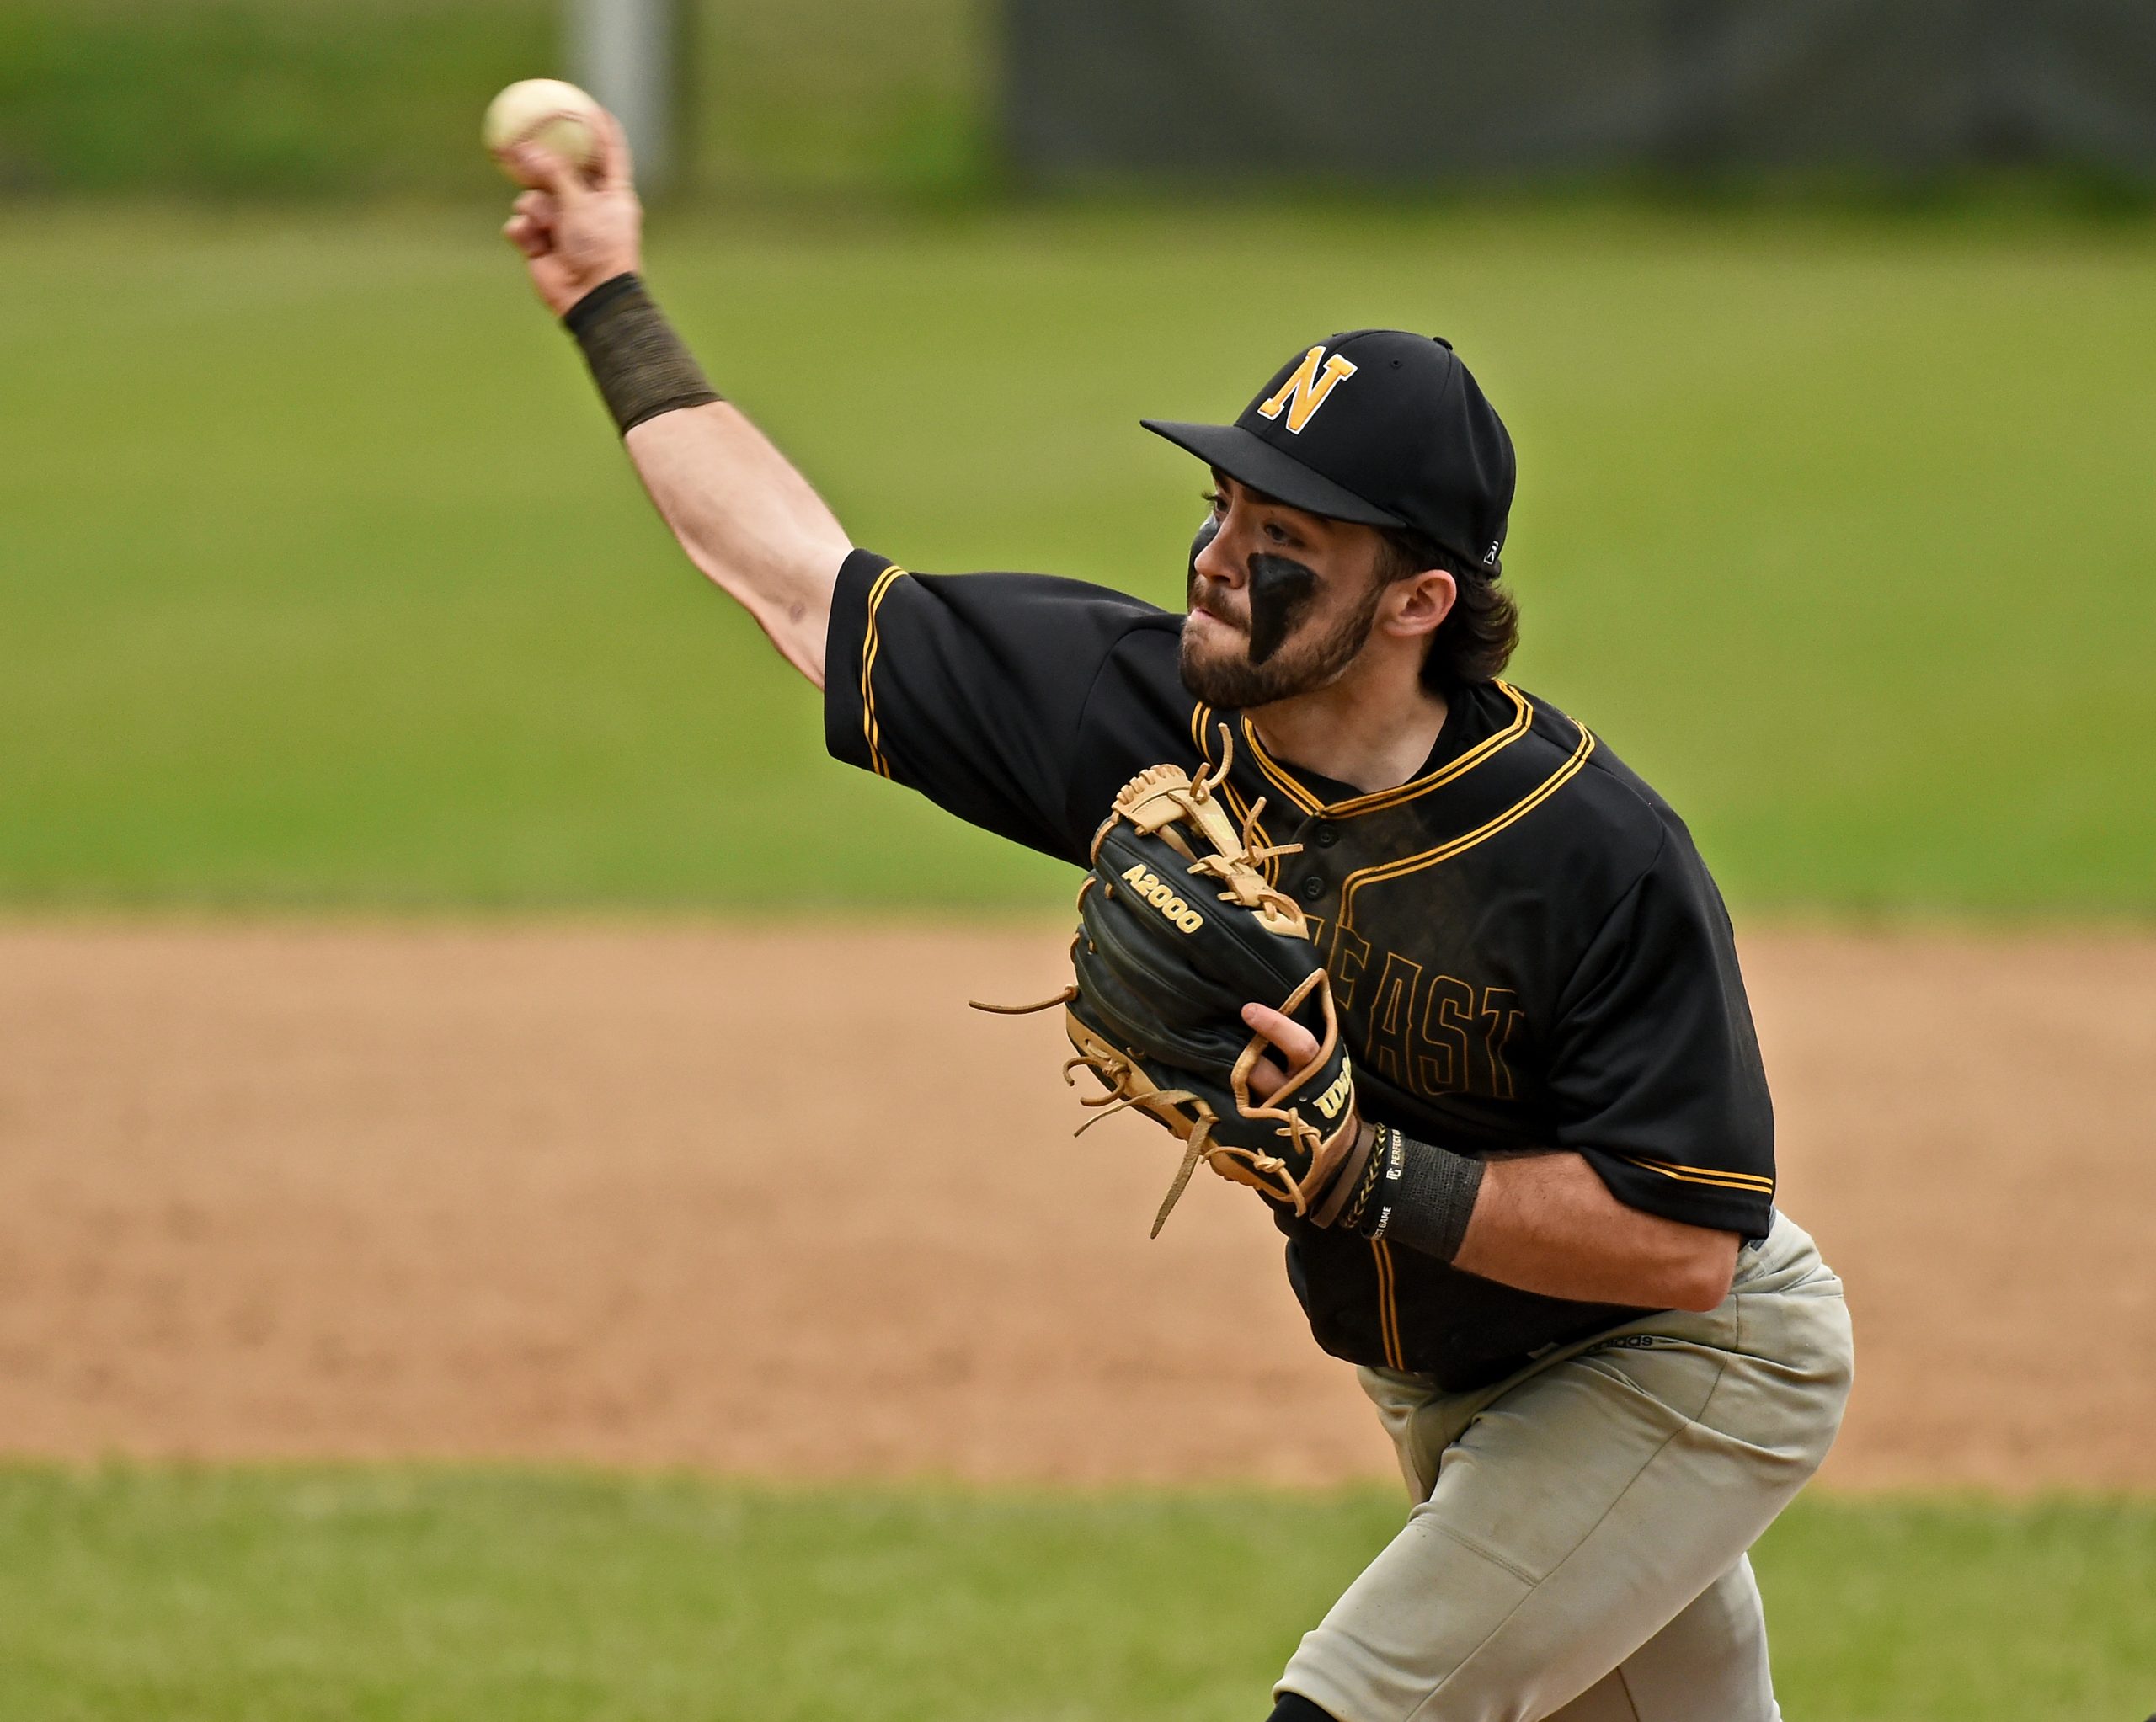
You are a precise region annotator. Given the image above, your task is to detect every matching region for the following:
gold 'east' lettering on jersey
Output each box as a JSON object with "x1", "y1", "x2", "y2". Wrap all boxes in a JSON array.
[
  {"x1": 1256, "y1": 345, "x2": 1358, "y2": 433},
  {"x1": 1308, "y1": 918, "x2": 1526, "y2": 1104}
]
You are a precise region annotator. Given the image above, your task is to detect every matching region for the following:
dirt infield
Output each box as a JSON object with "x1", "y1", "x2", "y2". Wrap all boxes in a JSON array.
[{"x1": 1, "y1": 922, "x2": 2149, "y2": 1490}]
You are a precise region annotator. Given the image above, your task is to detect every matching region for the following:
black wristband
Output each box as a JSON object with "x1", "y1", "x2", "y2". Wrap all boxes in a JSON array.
[
  {"x1": 563, "y1": 272, "x2": 721, "y2": 435},
  {"x1": 1354, "y1": 1128, "x2": 1485, "y2": 1263}
]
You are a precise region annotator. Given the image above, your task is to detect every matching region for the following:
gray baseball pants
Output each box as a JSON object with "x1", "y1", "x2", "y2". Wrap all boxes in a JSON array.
[{"x1": 1277, "y1": 1211, "x2": 1854, "y2": 1722}]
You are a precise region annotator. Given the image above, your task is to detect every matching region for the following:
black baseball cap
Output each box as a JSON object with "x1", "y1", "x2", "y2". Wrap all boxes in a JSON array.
[{"x1": 1143, "y1": 328, "x2": 1515, "y2": 571}]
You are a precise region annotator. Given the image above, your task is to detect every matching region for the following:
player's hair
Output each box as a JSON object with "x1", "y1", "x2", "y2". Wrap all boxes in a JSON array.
[{"x1": 1377, "y1": 527, "x2": 1520, "y2": 690}]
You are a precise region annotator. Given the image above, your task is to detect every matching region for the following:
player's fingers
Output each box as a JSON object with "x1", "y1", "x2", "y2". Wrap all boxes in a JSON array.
[
  {"x1": 506, "y1": 195, "x2": 555, "y2": 248},
  {"x1": 1246, "y1": 1053, "x2": 1289, "y2": 1101},
  {"x1": 591, "y1": 106, "x2": 636, "y2": 192},
  {"x1": 1241, "y1": 1000, "x2": 1320, "y2": 1071},
  {"x1": 504, "y1": 191, "x2": 556, "y2": 245},
  {"x1": 504, "y1": 140, "x2": 586, "y2": 203},
  {"x1": 503, "y1": 214, "x2": 548, "y2": 259}
]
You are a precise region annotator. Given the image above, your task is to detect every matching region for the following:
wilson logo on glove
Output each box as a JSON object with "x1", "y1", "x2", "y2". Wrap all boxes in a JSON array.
[
  {"x1": 1313, "y1": 1064, "x2": 1355, "y2": 1121},
  {"x1": 1120, "y1": 864, "x2": 1205, "y2": 933}
]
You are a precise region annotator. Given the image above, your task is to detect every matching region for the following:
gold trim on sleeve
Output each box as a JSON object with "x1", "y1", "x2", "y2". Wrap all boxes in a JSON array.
[
  {"x1": 859, "y1": 564, "x2": 909, "y2": 779},
  {"x1": 1610, "y1": 1154, "x2": 1776, "y2": 1196}
]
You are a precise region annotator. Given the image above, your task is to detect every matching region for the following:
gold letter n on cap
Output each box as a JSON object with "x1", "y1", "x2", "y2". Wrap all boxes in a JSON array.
[{"x1": 1257, "y1": 345, "x2": 1358, "y2": 434}]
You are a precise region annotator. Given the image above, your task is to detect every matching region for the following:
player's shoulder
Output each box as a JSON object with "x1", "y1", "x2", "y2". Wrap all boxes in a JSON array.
[
  {"x1": 1494, "y1": 680, "x2": 1703, "y2": 888},
  {"x1": 845, "y1": 549, "x2": 1181, "y2": 643},
  {"x1": 885, "y1": 560, "x2": 1192, "y2": 724}
]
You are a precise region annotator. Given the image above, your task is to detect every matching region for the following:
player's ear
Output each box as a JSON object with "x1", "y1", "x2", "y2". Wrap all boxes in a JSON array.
[{"x1": 1382, "y1": 567, "x2": 1459, "y2": 641}]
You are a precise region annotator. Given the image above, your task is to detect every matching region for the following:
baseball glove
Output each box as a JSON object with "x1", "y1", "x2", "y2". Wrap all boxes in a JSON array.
[{"x1": 979, "y1": 737, "x2": 1365, "y2": 1235}]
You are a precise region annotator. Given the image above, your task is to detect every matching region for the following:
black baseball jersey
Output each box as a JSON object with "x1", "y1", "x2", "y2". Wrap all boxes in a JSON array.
[{"x1": 825, "y1": 551, "x2": 1777, "y2": 1390}]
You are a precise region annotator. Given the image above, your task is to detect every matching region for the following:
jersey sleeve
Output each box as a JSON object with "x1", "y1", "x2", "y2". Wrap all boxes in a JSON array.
[
  {"x1": 823, "y1": 549, "x2": 1171, "y2": 863},
  {"x1": 1543, "y1": 828, "x2": 1777, "y2": 1238}
]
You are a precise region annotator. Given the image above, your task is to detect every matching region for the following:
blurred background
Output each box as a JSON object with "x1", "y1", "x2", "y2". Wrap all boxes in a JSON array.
[{"x1": 1, "y1": 4, "x2": 2153, "y2": 1719}]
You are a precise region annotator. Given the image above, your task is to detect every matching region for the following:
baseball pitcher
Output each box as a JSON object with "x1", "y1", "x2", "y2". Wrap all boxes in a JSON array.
[{"x1": 500, "y1": 114, "x2": 1853, "y2": 1722}]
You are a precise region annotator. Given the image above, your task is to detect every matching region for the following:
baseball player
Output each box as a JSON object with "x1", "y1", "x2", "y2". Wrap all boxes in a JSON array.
[{"x1": 502, "y1": 115, "x2": 1854, "y2": 1722}]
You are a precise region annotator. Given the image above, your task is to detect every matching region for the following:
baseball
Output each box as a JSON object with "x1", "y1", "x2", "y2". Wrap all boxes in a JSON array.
[{"x1": 483, "y1": 78, "x2": 603, "y2": 186}]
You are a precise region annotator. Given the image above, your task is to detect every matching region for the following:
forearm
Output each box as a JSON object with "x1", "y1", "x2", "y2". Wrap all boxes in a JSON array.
[
  {"x1": 568, "y1": 276, "x2": 850, "y2": 685},
  {"x1": 621, "y1": 402, "x2": 851, "y2": 685},
  {"x1": 1338, "y1": 1128, "x2": 1737, "y2": 1312},
  {"x1": 1454, "y1": 1150, "x2": 1738, "y2": 1311}
]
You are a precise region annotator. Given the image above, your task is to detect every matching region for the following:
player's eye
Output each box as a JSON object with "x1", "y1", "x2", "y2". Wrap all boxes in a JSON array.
[{"x1": 1201, "y1": 490, "x2": 1226, "y2": 513}]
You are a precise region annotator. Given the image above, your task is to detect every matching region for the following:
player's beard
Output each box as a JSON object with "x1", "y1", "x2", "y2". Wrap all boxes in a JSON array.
[{"x1": 1178, "y1": 571, "x2": 1386, "y2": 710}]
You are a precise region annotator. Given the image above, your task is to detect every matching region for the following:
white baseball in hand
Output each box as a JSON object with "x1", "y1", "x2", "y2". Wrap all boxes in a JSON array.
[{"x1": 483, "y1": 78, "x2": 604, "y2": 187}]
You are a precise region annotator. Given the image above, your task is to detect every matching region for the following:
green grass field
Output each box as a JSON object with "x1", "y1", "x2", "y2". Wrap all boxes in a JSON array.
[
  {"x1": 4, "y1": 204, "x2": 2153, "y2": 912},
  {"x1": 0, "y1": 1468, "x2": 2148, "y2": 1722}
]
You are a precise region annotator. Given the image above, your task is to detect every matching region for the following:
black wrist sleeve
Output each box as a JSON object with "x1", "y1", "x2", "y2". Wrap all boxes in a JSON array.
[
  {"x1": 563, "y1": 272, "x2": 722, "y2": 435},
  {"x1": 1351, "y1": 1128, "x2": 1485, "y2": 1263}
]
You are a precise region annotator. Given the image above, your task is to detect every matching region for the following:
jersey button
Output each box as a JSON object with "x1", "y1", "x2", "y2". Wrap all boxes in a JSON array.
[
  {"x1": 1299, "y1": 875, "x2": 1326, "y2": 904},
  {"x1": 1311, "y1": 823, "x2": 1339, "y2": 848}
]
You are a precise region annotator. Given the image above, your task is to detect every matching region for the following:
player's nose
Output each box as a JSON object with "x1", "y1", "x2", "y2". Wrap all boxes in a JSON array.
[{"x1": 1191, "y1": 520, "x2": 1245, "y2": 589}]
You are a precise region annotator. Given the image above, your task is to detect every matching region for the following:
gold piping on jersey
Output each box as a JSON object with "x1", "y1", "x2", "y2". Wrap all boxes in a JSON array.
[
  {"x1": 1612, "y1": 1154, "x2": 1776, "y2": 1196},
  {"x1": 1337, "y1": 720, "x2": 1598, "y2": 930},
  {"x1": 859, "y1": 564, "x2": 909, "y2": 779},
  {"x1": 1242, "y1": 725, "x2": 1328, "y2": 817},
  {"x1": 1188, "y1": 699, "x2": 1214, "y2": 759},
  {"x1": 1372, "y1": 1238, "x2": 1405, "y2": 1369},
  {"x1": 1239, "y1": 680, "x2": 1535, "y2": 822}
]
